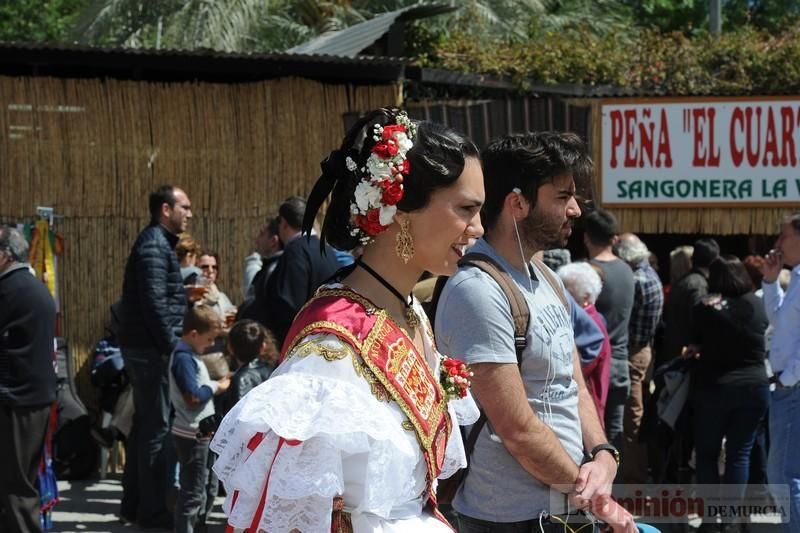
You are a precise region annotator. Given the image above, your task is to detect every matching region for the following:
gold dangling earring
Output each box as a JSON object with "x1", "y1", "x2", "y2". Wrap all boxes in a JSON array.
[{"x1": 395, "y1": 219, "x2": 415, "y2": 264}]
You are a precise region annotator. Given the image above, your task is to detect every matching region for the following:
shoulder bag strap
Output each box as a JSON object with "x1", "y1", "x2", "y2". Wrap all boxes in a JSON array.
[
  {"x1": 458, "y1": 252, "x2": 530, "y2": 365},
  {"x1": 456, "y1": 252, "x2": 532, "y2": 458}
]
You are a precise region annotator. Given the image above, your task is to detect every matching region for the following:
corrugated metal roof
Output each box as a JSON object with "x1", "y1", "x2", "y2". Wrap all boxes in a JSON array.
[
  {"x1": 287, "y1": 3, "x2": 456, "y2": 58},
  {"x1": 0, "y1": 41, "x2": 407, "y2": 84}
]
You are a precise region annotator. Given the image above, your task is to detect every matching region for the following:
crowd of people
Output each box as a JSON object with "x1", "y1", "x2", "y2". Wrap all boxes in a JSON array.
[{"x1": 2, "y1": 105, "x2": 800, "y2": 533}]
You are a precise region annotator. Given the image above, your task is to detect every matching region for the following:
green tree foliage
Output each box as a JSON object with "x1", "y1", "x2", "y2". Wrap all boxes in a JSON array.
[
  {"x1": 623, "y1": 0, "x2": 800, "y2": 34},
  {"x1": 72, "y1": 0, "x2": 269, "y2": 50},
  {"x1": 427, "y1": 23, "x2": 800, "y2": 95},
  {"x1": 6, "y1": 0, "x2": 800, "y2": 96},
  {"x1": 0, "y1": 0, "x2": 92, "y2": 42}
]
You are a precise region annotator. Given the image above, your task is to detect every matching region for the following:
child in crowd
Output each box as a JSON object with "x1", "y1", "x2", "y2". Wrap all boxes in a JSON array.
[
  {"x1": 169, "y1": 305, "x2": 230, "y2": 533},
  {"x1": 223, "y1": 319, "x2": 279, "y2": 414}
]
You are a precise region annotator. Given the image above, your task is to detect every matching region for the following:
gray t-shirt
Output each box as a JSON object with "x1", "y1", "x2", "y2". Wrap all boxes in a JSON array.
[
  {"x1": 591, "y1": 258, "x2": 634, "y2": 361},
  {"x1": 435, "y1": 239, "x2": 583, "y2": 522}
]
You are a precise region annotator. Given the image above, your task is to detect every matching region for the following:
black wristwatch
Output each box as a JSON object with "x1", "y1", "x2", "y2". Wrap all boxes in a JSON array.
[{"x1": 588, "y1": 443, "x2": 620, "y2": 466}]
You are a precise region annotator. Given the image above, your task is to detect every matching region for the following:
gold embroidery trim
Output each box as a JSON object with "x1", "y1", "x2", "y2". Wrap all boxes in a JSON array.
[
  {"x1": 292, "y1": 339, "x2": 350, "y2": 361},
  {"x1": 351, "y1": 355, "x2": 391, "y2": 403},
  {"x1": 359, "y1": 313, "x2": 450, "y2": 481},
  {"x1": 314, "y1": 288, "x2": 378, "y2": 313},
  {"x1": 283, "y1": 320, "x2": 362, "y2": 359}
]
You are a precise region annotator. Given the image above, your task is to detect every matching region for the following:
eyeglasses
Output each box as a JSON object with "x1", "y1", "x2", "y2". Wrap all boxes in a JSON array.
[{"x1": 200, "y1": 264, "x2": 218, "y2": 270}]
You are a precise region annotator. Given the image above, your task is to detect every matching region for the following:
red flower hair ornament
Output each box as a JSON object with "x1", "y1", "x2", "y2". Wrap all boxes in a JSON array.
[{"x1": 348, "y1": 112, "x2": 416, "y2": 244}]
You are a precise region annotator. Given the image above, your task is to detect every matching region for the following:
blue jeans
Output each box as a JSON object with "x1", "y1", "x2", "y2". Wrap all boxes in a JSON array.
[
  {"x1": 693, "y1": 384, "x2": 769, "y2": 503},
  {"x1": 768, "y1": 386, "x2": 800, "y2": 532},
  {"x1": 174, "y1": 436, "x2": 212, "y2": 533},
  {"x1": 121, "y1": 347, "x2": 172, "y2": 524}
]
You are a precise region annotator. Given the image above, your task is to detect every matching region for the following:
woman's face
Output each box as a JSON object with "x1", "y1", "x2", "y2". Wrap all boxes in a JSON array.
[
  {"x1": 197, "y1": 254, "x2": 218, "y2": 284},
  {"x1": 405, "y1": 156, "x2": 485, "y2": 276}
]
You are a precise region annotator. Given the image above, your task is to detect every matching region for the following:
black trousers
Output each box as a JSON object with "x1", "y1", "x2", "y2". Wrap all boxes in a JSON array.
[{"x1": 0, "y1": 403, "x2": 50, "y2": 533}]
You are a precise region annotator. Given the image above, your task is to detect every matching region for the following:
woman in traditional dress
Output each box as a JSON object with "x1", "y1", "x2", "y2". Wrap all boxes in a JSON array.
[{"x1": 211, "y1": 108, "x2": 484, "y2": 532}]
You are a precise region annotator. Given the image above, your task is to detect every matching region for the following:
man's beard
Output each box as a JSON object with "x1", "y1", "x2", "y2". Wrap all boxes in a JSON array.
[{"x1": 518, "y1": 205, "x2": 570, "y2": 251}]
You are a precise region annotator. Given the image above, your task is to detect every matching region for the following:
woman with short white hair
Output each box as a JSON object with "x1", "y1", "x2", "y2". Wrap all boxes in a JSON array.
[
  {"x1": 558, "y1": 261, "x2": 603, "y2": 307},
  {"x1": 557, "y1": 261, "x2": 610, "y2": 423}
]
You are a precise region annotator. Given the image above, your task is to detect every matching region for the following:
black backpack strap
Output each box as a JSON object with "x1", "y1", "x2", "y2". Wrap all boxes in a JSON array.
[{"x1": 458, "y1": 252, "x2": 530, "y2": 365}]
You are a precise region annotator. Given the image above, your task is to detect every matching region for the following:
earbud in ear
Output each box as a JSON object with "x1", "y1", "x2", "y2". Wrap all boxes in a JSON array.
[{"x1": 512, "y1": 187, "x2": 522, "y2": 194}]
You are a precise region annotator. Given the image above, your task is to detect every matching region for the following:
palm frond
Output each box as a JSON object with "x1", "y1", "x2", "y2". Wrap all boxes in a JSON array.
[{"x1": 165, "y1": 0, "x2": 266, "y2": 52}]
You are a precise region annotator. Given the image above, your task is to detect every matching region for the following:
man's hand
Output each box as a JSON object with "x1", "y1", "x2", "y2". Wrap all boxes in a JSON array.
[
  {"x1": 572, "y1": 451, "x2": 616, "y2": 506},
  {"x1": 760, "y1": 249, "x2": 783, "y2": 283},
  {"x1": 588, "y1": 495, "x2": 638, "y2": 533}
]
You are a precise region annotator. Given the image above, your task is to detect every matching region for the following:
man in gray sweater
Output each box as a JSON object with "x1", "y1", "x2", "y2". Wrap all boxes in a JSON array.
[{"x1": 584, "y1": 209, "x2": 634, "y2": 465}]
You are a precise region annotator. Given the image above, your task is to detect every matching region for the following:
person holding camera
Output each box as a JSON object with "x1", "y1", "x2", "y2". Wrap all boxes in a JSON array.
[{"x1": 168, "y1": 305, "x2": 230, "y2": 533}]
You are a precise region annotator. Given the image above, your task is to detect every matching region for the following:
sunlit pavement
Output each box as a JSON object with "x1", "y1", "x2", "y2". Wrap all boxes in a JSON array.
[{"x1": 51, "y1": 477, "x2": 226, "y2": 533}]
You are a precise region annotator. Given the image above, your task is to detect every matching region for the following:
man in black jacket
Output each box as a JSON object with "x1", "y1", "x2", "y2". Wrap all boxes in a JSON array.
[
  {"x1": 118, "y1": 185, "x2": 191, "y2": 528},
  {"x1": 261, "y1": 196, "x2": 341, "y2": 344},
  {"x1": 0, "y1": 226, "x2": 57, "y2": 533}
]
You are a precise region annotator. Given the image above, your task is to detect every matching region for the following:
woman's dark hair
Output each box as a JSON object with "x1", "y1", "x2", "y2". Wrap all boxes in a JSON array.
[
  {"x1": 303, "y1": 108, "x2": 478, "y2": 251},
  {"x1": 199, "y1": 249, "x2": 220, "y2": 268},
  {"x1": 742, "y1": 255, "x2": 764, "y2": 290},
  {"x1": 708, "y1": 255, "x2": 752, "y2": 298}
]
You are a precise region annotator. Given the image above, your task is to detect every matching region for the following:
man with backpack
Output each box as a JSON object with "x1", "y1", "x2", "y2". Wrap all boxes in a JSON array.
[{"x1": 435, "y1": 133, "x2": 633, "y2": 532}]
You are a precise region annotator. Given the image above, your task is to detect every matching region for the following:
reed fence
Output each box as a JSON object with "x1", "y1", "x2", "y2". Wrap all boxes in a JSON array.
[{"x1": 0, "y1": 74, "x2": 401, "y2": 405}]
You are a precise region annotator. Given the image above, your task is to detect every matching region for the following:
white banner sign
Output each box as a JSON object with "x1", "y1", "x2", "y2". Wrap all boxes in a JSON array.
[{"x1": 600, "y1": 98, "x2": 800, "y2": 206}]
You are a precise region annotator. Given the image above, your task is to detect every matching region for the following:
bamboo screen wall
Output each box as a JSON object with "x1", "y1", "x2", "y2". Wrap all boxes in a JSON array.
[
  {"x1": 585, "y1": 102, "x2": 790, "y2": 235},
  {"x1": 0, "y1": 74, "x2": 401, "y2": 403}
]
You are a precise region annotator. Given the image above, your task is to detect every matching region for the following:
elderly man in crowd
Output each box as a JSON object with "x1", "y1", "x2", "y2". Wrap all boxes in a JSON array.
[
  {"x1": 615, "y1": 233, "x2": 663, "y2": 485},
  {"x1": 0, "y1": 226, "x2": 57, "y2": 533},
  {"x1": 761, "y1": 213, "x2": 800, "y2": 533}
]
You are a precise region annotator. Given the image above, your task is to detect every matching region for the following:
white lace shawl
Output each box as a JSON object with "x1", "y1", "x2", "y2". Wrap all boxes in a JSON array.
[{"x1": 211, "y1": 319, "x2": 479, "y2": 533}]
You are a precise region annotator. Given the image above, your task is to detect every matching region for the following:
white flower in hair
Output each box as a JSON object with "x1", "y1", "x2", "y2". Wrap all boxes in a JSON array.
[
  {"x1": 354, "y1": 180, "x2": 382, "y2": 213},
  {"x1": 345, "y1": 156, "x2": 357, "y2": 172},
  {"x1": 366, "y1": 155, "x2": 392, "y2": 181},
  {"x1": 395, "y1": 132, "x2": 413, "y2": 153},
  {"x1": 379, "y1": 204, "x2": 397, "y2": 226}
]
